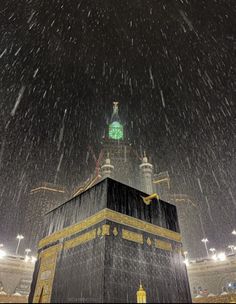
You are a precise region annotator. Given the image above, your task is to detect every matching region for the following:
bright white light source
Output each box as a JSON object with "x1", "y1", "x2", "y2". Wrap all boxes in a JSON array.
[
  {"x1": 212, "y1": 254, "x2": 217, "y2": 261},
  {"x1": 24, "y1": 255, "x2": 30, "y2": 263},
  {"x1": 184, "y1": 258, "x2": 189, "y2": 266},
  {"x1": 0, "y1": 250, "x2": 6, "y2": 259},
  {"x1": 16, "y1": 234, "x2": 24, "y2": 240},
  {"x1": 218, "y1": 252, "x2": 226, "y2": 261},
  {"x1": 31, "y1": 256, "x2": 37, "y2": 263}
]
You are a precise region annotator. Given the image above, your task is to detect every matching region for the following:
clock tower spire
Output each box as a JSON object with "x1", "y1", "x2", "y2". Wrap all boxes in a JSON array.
[
  {"x1": 111, "y1": 101, "x2": 119, "y2": 120},
  {"x1": 108, "y1": 102, "x2": 124, "y2": 140}
]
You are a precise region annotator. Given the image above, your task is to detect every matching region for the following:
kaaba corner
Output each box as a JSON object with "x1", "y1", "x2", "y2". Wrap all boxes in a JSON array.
[{"x1": 29, "y1": 178, "x2": 192, "y2": 303}]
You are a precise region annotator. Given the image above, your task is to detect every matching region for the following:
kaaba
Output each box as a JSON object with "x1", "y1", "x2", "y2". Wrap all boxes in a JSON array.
[{"x1": 29, "y1": 178, "x2": 191, "y2": 303}]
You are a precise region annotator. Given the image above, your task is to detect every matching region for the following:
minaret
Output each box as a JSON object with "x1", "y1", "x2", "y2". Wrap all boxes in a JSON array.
[
  {"x1": 140, "y1": 153, "x2": 153, "y2": 194},
  {"x1": 100, "y1": 154, "x2": 114, "y2": 178}
]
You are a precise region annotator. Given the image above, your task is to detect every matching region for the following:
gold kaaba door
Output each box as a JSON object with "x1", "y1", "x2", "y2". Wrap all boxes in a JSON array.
[{"x1": 33, "y1": 244, "x2": 62, "y2": 303}]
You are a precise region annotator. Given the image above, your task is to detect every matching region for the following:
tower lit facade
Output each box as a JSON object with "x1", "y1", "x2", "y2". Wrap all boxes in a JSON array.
[{"x1": 99, "y1": 102, "x2": 140, "y2": 188}]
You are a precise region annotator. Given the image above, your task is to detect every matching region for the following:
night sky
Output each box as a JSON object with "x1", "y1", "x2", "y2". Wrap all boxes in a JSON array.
[{"x1": 0, "y1": 0, "x2": 235, "y2": 255}]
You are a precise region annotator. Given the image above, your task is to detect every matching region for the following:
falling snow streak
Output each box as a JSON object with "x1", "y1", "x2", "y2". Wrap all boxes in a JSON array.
[
  {"x1": 54, "y1": 153, "x2": 64, "y2": 184},
  {"x1": 205, "y1": 196, "x2": 213, "y2": 222},
  {"x1": 33, "y1": 68, "x2": 39, "y2": 78},
  {"x1": 228, "y1": 188, "x2": 236, "y2": 206},
  {"x1": 14, "y1": 47, "x2": 22, "y2": 56},
  {"x1": 0, "y1": 48, "x2": 7, "y2": 58},
  {"x1": 149, "y1": 66, "x2": 155, "y2": 89},
  {"x1": 211, "y1": 170, "x2": 220, "y2": 189},
  {"x1": 160, "y1": 90, "x2": 165, "y2": 108},
  {"x1": 56, "y1": 153, "x2": 64, "y2": 173},
  {"x1": 179, "y1": 10, "x2": 194, "y2": 32},
  {"x1": 57, "y1": 109, "x2": 67, "y2": 151},
  {"x1": 0, "y1": 139, "x2": 5, "y2": 169},
  {"x1": 197, "y1": 178, "x2": 203, "y2": 194},
  {"x1": 10, "y1": 86, "x2": 26, "y2": 116},
  {"x1": 198, "y1": 213, "x2": 207, "y2": 242}
]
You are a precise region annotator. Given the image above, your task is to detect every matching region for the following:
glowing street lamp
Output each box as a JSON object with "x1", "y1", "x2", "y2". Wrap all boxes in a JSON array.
[
  {"x1": 228, "y1": 245, "x2": 235, "y2": 254},
  {"x1": 218, "y1": 252, "x2": 226, "y2": 261},
  {"x1": 25, "y1": 249, "x2": 31, "y2": 256},
  {"x1": 210, "y1": 248, "x2": 217, "y2": 260},
  {"x1": 232, "y1": 230, "x2": 236, "y2": 236},
  {"x1": 15, "y1": 234, "x2": 24, "y2": 255},
  {"x1": 201, "y1": 238, "x2": 209, "y2": 257},
  {"x1": 24, "y1": 249, "x2": 31, "y2": 262},
  {"x1": 209, "y1": 248, "x2": 216, "y2": 255}
]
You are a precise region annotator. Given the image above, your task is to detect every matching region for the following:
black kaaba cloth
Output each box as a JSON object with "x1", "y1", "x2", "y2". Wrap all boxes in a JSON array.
[{"x1": 29, "y1": 178, "x2": 191, "y2": 303}]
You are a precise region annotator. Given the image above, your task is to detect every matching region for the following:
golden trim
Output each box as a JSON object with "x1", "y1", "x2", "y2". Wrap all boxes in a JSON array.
[
  {"x1": 113, "y1": 227, "x2": 118, "y2": 236},
  {"x1": 39, "y1": 208, "x2": 181, "y2": 249},
  {"x1": 38, "y1": 209, "x2": 106, "y2": 249},
  {"x1": 102, "y1": 224, "x2": 110, "y2": 236},
  {"x1": 64, "y1": 230, "x2": 96, "y2": 250},
  {"x1": 97, "y1": 227, "x2": 101, "y2": 236},
  {"x1": 33, "y1": 244, "x2": 62, "y2": 303},
  {"x1": 122, "y1": 229, "x2": 143, "y2": 244},
  {"x1": 147, "y1": 237, "x2": 152, "y2": 246},
  {"x1": 106, "y1": 209, "x2": 181, "y2": 243},
  {"x1": 155, "y1": 239, "x2": 172, "y2": 251}
]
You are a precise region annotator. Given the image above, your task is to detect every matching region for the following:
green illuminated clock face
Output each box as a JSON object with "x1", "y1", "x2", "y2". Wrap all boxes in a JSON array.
[{"x1": 109, "y1": 121, "x2": 124, "y2": 140}]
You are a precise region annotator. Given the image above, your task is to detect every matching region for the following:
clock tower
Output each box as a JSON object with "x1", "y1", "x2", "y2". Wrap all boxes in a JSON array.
[{"x1": 101, "y1": 102, "x2": 140, "y2": 188}]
